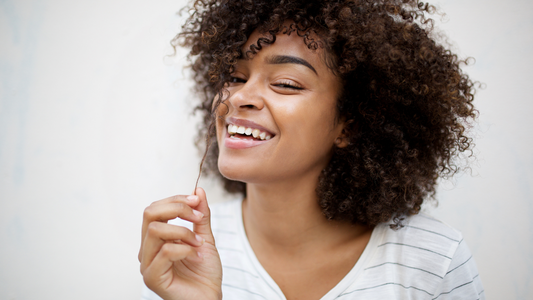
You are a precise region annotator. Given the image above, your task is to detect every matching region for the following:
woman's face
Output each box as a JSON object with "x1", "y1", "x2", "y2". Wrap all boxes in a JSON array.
[{"x1": 215, "y1": 29, "x2": 345, "y2": 185}]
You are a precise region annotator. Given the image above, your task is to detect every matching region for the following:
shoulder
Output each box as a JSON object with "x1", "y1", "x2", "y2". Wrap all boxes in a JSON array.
[
  {"x1": 343, "y1": 213, "x2": 484, "y2": 299},
  {"x1": 369, "y1": 213, "x2": 465, "y2": 286},
  {"x1": 380, "y1": 213, "x2": 464, "y2": 263},
  {"x1": 392, "y1": 214, "x2": 485, "y2": 299}
]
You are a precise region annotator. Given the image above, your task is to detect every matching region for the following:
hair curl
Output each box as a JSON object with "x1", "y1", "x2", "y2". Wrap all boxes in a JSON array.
[{"x1": 173, "y1": 0, "x2": 477, "y2": 228}]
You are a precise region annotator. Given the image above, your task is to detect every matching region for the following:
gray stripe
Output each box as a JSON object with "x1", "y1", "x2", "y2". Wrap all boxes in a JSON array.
[
  {"x1": 365, "y1": 262, "x2": 443, "y2": 279},
  {"x1": 431, "y1": 278, "x2": 477, "y2": 299},
  {"x1": 446, "y1": 256, "x2": 472, "y2": 275},
  {"x1": 378, "y1": 242, "x2": 452, "y2": 259},
  {"x1": 223, "y1": 265, "x2": 259, "y2": 278},
  {"x1": 405, "y1": 225, "x2": 460, "y2": 242},
  {"x1": 338, "y1": 282, "x2": 432, "y2": 297},
  {"x1": 222, "y1": 283, "x2": 267, "y2": 299}
]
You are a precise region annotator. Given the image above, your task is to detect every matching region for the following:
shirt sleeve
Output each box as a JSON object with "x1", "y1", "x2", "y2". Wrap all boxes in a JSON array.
[{"x1": 432, "y1": 239, "x2": 485, "y2": 300}]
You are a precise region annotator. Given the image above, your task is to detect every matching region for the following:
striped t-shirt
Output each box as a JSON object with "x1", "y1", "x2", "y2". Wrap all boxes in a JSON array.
[{"x1": 142, "y1": 199, "x2": 484, "y2": 300}]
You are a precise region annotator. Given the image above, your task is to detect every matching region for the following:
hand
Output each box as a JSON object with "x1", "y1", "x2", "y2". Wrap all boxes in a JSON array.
[{"x1": 139, "y1": 187, "x2": 222, "y2": 300}]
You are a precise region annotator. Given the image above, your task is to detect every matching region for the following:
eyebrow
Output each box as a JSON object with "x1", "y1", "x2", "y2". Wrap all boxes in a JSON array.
[{"x1": 265, "y1": 55, "x2": 318, "y2": 75}]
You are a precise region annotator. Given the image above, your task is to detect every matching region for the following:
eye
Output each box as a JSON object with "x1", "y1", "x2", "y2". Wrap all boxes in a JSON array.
[
  {"x1": 229, "y1": 76, "x2": 246, "y2": 85},
  {"x1": 273, "y1": 80, "x2": 303, "y2": 90}
]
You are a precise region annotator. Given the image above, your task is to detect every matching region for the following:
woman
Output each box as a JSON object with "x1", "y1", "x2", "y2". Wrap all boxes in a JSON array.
[{"x1": 139, "y1": 0, "x2": 484, "y2": 299}]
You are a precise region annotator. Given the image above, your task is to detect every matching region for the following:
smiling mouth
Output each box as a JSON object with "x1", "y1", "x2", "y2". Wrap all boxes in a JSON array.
[{"x1": 227, "y1": 124, "x2": 274, "y2": 141}]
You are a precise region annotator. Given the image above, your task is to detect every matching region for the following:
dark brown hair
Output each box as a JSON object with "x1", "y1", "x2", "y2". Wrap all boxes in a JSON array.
[{"x1": 174, "y1": 0, "x2": 477, "y2": 227}]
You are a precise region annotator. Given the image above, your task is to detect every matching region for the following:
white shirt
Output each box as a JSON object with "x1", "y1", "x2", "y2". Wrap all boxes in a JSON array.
[{"x1": 142, "y1": 199, "x2": 484, "y2": 300}]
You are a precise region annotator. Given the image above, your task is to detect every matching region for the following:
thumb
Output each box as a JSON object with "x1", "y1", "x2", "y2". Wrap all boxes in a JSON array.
[{"x1": 192, "y1": 187, "x2": 215, "y2": 243}]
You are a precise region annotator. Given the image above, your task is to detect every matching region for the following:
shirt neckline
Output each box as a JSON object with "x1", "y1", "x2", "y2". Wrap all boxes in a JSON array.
[{"x1": 232, "y1": 199, "x2": 385, "y2": 300}]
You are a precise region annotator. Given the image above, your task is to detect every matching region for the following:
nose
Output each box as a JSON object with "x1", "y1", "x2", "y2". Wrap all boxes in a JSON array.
[{"x1": 227, "y1": 78, "x2": 265, "y2": 111}]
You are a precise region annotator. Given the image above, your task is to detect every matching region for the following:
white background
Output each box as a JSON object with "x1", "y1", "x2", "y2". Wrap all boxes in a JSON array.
[{"x1": 1, "y1": 0, "x2": 532, "y2": 299}]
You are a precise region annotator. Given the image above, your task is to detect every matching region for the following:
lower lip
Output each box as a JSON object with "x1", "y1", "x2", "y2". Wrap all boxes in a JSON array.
[{"x1": 223, "y1": 132, "x2": 272, "y2": 149}]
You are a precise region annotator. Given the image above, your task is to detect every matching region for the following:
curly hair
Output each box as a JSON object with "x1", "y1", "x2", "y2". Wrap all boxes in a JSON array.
[{"x1": 173, "y1": 0, "x2": 477, "y2": 228}]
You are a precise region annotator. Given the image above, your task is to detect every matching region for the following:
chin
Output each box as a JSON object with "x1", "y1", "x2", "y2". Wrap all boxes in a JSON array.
[
  {"x1": 218, "y1": 157, "x2": 270, "y2": 184},
  {"x1": 218, "y1": 159, "x2": 248, "y2": 182}
]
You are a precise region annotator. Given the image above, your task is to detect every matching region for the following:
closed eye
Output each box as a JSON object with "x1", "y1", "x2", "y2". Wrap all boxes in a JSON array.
[
  {"x1": 229, "y1": 76, "x2": 246, "y2": 84},
  {"x1": 273, "y1": 80, "x2": 303, "y2": 90}
]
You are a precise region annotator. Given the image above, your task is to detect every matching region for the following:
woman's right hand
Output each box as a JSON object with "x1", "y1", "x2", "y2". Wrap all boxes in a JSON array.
[{"x1": 139, "y1": 187, "x2": 222, "y2": 300}]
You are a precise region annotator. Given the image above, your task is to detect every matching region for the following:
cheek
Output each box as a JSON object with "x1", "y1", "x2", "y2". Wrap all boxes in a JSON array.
[
  {"x1": 276, "y1": 99, "x2": 338, "y2": 139},
  {"x1": 214, "y1": 100, "x2": 230, "y2": 135},
  {"x1": 212, "y1": 88, "x2": 234, "y2": 118},
  {"x1": 213, "y1": 96, "x2": 229, "y2": 116}
]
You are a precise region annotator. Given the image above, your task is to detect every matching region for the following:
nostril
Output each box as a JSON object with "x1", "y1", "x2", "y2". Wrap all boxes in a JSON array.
[{"x1": 241, "y1": 104, "x2": 256, "y2": 109}]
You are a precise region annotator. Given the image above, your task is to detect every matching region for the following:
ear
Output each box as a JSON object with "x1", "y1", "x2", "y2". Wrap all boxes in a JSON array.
[{"x1": 334, "y1": 119, "x2": 354, "y2": 148}]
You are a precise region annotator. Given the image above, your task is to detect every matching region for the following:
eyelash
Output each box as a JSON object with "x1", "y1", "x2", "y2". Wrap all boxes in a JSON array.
[
  {"x1": 274, "y1": 80, "x2": 303, "y2": 90},
  {"x1": 229, "y1": 76, "x2": 303, "y2": 90},
  {"x1": 229, "y1": 77, "x2": 246, "y2": 84}
]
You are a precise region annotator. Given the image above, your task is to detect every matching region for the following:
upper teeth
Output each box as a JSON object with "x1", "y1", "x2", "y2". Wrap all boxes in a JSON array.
[{"x1": 227, "y1": 124, "x2": 272, "y2": 140}]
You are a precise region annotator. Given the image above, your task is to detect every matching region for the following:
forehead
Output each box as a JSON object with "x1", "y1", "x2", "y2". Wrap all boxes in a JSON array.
[{"x1": 241, "y1": 28, "x2": 329, "y2": 73}]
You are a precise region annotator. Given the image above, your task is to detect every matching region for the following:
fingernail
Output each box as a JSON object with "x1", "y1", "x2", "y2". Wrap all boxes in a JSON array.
[
  {"x1": 193, "y1": 209, "x2": 204, "y2": 219},
  {"x1": 186, "y1": 195, "x2": 198, "y2": 203},
  {"x1": 196, "y1": 234, "x2": 205, "y2": 245},
  {"x1": 197, "y1": 251, "x2": 203, "y2": 259}
]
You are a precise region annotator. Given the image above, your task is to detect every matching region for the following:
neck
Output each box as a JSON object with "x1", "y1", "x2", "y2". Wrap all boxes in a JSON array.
[{"x1": 242, "y1": 174, "x2": 366, "y2": 255}]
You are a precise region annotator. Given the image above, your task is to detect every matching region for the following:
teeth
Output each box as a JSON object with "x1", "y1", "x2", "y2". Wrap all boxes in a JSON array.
[
  {"x1": 227, "y1": 124, "x2": 273, "y2": 140},
  {"x1": 228, "y1": 124, "x2": 238, "y2": 134},
  {"x1": 252, "y1": 129, "x2": 260, "y2": 138}
]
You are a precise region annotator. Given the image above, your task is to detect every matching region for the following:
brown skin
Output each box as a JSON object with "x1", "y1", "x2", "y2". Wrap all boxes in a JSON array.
[
  {"x1": 243, "y1": 192, "x2": 371, "y2": 300},
  {"x1": 221, "y1": 30, "x2": 372, "y2": 299},
  {"x1": 138, "y1": 188, "x2": 222, "y2": 300},
  {"x1": 216, "y1": 30, "x2": 346, "y2": 185},
  {"x1": 140, "y1": 31, "x2": 372, "y2": 300}
]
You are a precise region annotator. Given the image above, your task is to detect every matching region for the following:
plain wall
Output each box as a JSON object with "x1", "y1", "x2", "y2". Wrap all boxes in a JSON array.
[{"x1": 1, "y1": 0, "x2": 532, "y2": 299}]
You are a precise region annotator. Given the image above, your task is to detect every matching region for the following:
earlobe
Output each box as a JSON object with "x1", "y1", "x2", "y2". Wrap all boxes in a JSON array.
[
  {"x1": 335, "y1": 120, "x2": 354, "y2": 148},
  {"x1": 335, "y1": 136, "x2": 349, "y2": 148}
]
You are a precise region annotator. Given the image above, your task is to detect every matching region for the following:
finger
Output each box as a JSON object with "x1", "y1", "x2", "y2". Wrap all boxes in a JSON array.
[
  {"x1": 142, "y1": 201, "x2": 203, "y2": 239},
  {"x1": 140, "y1": 222, "x2": 204, "y2": 273},
  {"x1": 151, "y1": 194, "x2": 201, "y2": 207},
  {"x1": 139, "y1": 200, "x2": 203, "y2": 262},
  {"x1": 144, "y1": 196, "x2": 202, "y2": 224},
  {"x1": 142, "y1": 242, "x2": 201, "y2": 288},
  {"x1": 192, "y1": 187, "x2": 215, "y2": 244},
  {"x1": 143, "y1": 195, "x2": 202, "y2": 230}
]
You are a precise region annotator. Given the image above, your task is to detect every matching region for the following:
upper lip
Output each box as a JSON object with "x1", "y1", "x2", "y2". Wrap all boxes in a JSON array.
[{"x1": 226, "y1": 117, "x2": 276, "y2": 136}]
